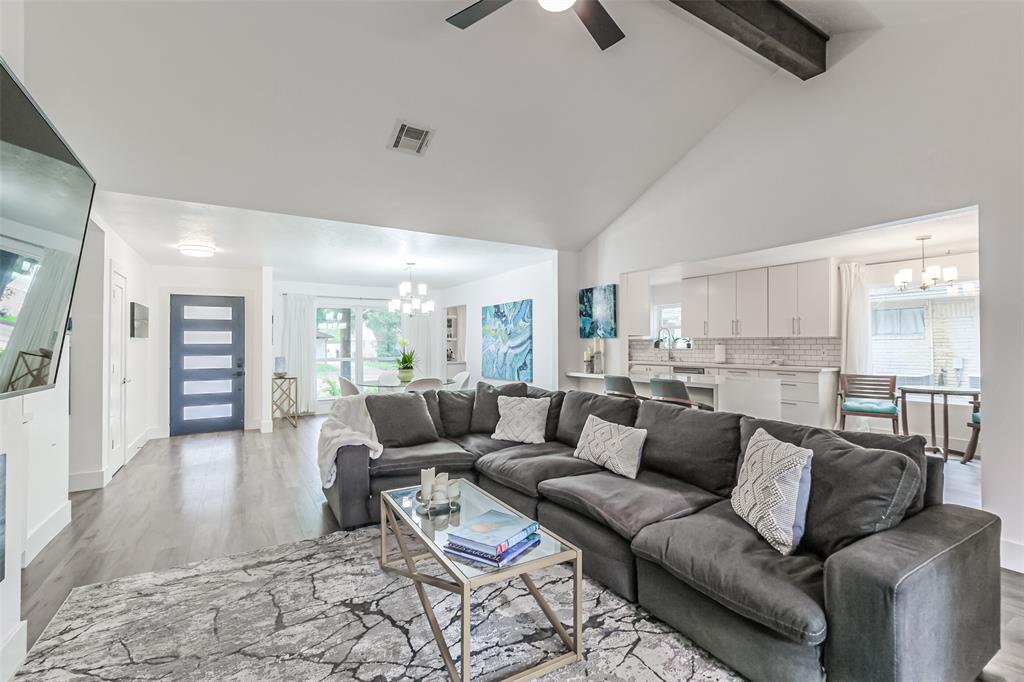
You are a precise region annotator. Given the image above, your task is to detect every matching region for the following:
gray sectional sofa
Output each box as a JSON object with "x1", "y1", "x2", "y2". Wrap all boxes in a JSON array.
[{"x1": 322, "y1": 384, "x2": 1001, "y2": 682}]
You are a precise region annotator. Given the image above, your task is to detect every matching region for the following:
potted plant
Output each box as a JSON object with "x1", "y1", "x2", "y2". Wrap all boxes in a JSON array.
[{"x1": 397, "y1": 339, "x2": 416, "y2": 382}]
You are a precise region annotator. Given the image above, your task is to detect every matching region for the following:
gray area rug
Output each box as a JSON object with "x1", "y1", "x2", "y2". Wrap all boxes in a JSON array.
[{"x1": 19, "y1": 527, "x2": 741, "y2": 681}]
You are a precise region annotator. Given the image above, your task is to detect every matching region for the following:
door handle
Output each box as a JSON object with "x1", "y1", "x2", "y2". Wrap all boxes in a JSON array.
[
  {"x1": 791, "y1": 317, "x2": 795, "y2": 335},
  {"x1": 234, "y1": 370, "x2": 245, "y2": 377}
]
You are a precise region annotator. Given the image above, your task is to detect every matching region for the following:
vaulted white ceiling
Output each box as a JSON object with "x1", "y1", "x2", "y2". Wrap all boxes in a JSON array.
[{"x1": 23, "y1": 0, "x2": 777, "y2": 251}]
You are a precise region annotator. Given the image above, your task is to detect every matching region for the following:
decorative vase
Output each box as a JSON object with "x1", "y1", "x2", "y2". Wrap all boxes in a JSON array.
[{"x1": 398, "y1": 368, "x2": 414, "y2": 382}]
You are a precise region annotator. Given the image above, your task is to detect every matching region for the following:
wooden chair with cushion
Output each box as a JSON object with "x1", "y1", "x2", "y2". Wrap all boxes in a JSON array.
[
  {"x1": 838, "y1": 374, "x2": 899, "y2": 433},
  {"x1": 650, "y1": 378, "x2": 713, "y2": 411},
  {"x1": 963, "y1": 398, "x2": 981, "y2": 464},
  {"x1": 604, "y1": 375, "x2": 639, "y2": 399}
]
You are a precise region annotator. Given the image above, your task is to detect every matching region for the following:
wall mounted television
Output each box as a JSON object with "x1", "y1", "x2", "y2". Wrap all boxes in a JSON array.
[{"x1": 0, "y1": 57, "x2": 95, "y2": 400}]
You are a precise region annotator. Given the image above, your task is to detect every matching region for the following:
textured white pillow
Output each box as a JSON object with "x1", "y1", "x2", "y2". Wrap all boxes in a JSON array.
[
  {"x1": 732, "y1": 428, "x2": 814, "y2": 555},
  {"x1": 573, "y1": 414, "x2": 647, "y2": 479},
  {"x1": 492, "y1": 396, "x2": 550, "y2": 444}
]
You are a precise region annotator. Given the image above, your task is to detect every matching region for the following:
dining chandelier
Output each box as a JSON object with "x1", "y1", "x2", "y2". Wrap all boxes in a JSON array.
[
  {"x1": 388, "y1": 263, "x2": 436, "y2": 315},
  {"x1": 894, "y1": 235, "x2": 958, "y2": 292}
]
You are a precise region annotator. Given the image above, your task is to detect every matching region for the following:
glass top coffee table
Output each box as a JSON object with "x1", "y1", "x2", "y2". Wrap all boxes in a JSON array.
[{"x1": 380, "y1": 480, "x2": 583, "y2": 681}]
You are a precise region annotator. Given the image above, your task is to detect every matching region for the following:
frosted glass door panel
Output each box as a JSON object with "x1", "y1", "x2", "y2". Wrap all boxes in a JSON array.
[
  {"x1": 183, "y1": 355, "x2": 233, "y2": 370},
  {"x1": 183, "y1": 379, "x2": 233, "y2": 395},
  {"x1": 183, "y1": 330, "x2": 232, "y2": 345},
  {"x1": 183, "y1": 305, "x2": 233, "y2": 320},
  {"x1": 183, "y1": 404, "x2": 232, "y2": 420}
]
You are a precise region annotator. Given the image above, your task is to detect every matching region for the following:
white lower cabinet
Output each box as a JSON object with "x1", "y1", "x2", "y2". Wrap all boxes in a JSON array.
[{"x1": 780, "y1": 400, "x2": 823, "y2": 426}]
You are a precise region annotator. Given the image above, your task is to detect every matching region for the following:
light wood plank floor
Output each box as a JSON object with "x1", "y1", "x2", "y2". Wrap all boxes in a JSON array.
[{"x1": 21, "y1": 417, "x2": 1022, "y2": 679}]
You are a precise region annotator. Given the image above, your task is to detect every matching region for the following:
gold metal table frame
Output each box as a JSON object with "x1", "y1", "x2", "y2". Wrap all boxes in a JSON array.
[{"x1": 379, "y1": 485, "x2": 584, "y2": 681}]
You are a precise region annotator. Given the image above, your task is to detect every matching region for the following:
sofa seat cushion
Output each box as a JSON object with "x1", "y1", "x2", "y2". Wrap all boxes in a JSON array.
[
  {"x1": 448, "y1": 433, "x2": 519, "y2": 457},
  {"x1": 538, "y1": 470, "x2": 721, "y2": 540},
  {"x1": 475, "y1": 442, "x2": 600, "y2": 497},
  {"x1": 841, "y1": 399, "x2": 898, "y2": 415},
  {"x1": 632, "y1": 500, "x2": 827, "y2": 646},
  {"x1": 368, "y1": 439, "x2": 478, "y2": 476}
]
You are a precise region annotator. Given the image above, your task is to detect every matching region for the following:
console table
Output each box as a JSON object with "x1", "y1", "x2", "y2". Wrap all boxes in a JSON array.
[
  {"x1": 272, "y1": 375, "x2": 298, "y2": 427},
  {"x1": 899, "y1": 385, "x2": 981, "y2": 461}
]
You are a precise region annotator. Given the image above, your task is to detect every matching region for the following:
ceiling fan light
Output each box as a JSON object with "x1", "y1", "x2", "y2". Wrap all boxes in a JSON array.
[{"x1": 538, "y1": 0, "x2": 576, "y2": 12}]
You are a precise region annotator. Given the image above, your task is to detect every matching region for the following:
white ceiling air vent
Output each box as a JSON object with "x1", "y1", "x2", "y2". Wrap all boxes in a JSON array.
[{"x1": 390, "y1": 121, "x2": 433, "y2": 156}]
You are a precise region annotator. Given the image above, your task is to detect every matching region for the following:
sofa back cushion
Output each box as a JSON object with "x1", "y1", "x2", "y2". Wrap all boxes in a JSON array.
[
  {"x1": 636, "y1": 401, "x2": 742, "y2": 496},
  {"x1": 415, "y1": 389, "x2": 445, "y2": 437},
  {"x1": 364, "y1": 392, "x2": 438, "y2": 447},
  {"x1": 527, "y1": 386, "x2": 566, "y2": 441},
  {"x1": 438, "y1": 389, "x2": 475, "y2": 437},
  {"x1": 471, "y1": 382, "x2": 528, "y2": 434},
  {"x1": 738, "y1": 417, "x2": 929, "y2": 515},
  {"x1": 799, "y1": 429, "x2": 921, "y2": 557},
  {"x1": 555, "y1": 391, "x2": 639, "y2": 448}
]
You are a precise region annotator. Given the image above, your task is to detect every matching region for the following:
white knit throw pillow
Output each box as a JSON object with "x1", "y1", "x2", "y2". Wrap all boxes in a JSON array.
[
  {"x1": 573, "y1": 414, "x2": 647, "y2": 479},
  {"x1": 492, "y1": 396, "x2": 550, "y2": 444}
]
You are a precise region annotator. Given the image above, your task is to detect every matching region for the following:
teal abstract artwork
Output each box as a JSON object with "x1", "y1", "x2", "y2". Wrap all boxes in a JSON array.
[{"x1": 481, "y1": 299, "x2": 533, "y2": 382}]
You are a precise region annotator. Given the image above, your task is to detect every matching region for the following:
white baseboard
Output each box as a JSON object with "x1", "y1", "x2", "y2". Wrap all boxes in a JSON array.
[
  {"x1": 260, "y1": 418, "x2": 273, "y2": 433},
  {"x1": 1002, "y1": 538, "x2": 1024, "y2": 574},
  {"x1": 1, "y1": 621, "x2": 26, "y2": 682},
  {"x1": 21, "y1": 500, "x2": 72, "y2": 567},
  {"x1": 68, "y1": 466, "x2": 113, "y2": 492}
]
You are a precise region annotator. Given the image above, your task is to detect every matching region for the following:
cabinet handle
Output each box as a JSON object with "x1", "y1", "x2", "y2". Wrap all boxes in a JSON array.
[
  {"x1": 704, "y1": 320, "x2": 708, "y2": 336},
  {"x1": 781, "y1": 382, "x2": 798, "y2": 387},
  {"x1": 776, "y1": 372, "x2": 796, "y2": 376},
  {"x1": 791, "y1": 317, "x2": 796, "y2": 335},
  {"x1": 797, "y1": 316, "x2": 802, "y2": 335},
  {"x1": 781, "y1": 400, "x2": 798, "y2": 406},
  {"x1": 737, "y1": 319, "x2": 741, "y2": 336}
]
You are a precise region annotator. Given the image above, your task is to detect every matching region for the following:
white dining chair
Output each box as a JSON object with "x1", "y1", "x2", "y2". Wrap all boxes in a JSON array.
[
  {"x1": 405, "y1": 377, "x2": 443, "y2": 392},
  {"x1": 451, "y1": 370, "x2": 470, "y2": 390},
  {"x1": 337, "y1": 376, "x2": 360, "y2": 397}
]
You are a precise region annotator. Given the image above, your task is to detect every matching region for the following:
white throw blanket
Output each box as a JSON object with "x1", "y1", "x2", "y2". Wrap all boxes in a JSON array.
[{"x1": 317, "y1": 395, "x2": 383, "y2": 488}]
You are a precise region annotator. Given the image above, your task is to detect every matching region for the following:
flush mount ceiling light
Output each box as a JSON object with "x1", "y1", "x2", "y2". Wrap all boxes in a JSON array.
[
  {"x1": 177, "y1": 242, "x2": 216, "y2": 258},
  {"x1": 538, "y1": 0, "x2": 576, "y2": 12},
  {"x1": 388, "y1": 263, "x2": 436, "y2": 316}
]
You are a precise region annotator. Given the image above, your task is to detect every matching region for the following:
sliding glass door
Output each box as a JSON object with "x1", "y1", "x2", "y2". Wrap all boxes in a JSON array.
[{"x1": 315, "y1": 303, "x2": 401, "y2": 400}]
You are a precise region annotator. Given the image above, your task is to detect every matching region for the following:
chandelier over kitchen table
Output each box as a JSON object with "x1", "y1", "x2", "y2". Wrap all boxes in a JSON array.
[
  {"x1": 389, "y1": 263, "x2": 435, "y2": 316},
  {"x1": 894, "y1": 235, "x2": 958, "y2": 292}
]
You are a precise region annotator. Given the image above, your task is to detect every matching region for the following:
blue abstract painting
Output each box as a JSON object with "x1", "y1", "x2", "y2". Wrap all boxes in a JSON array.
[
  {"x1": 481, "y1": 299, "x2": 533, "y2": 382},
  {"x1": 579, "y1": 284, "x2": 617, "y2": 338}
]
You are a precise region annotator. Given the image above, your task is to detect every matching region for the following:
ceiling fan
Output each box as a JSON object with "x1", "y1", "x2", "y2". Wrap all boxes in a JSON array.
[{"x1": 446, "y1": 0, "x2": 625, "y2": 51}]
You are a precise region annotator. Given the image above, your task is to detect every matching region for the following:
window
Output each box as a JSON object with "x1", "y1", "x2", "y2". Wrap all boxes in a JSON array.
[
  {"x1": 315, "y1": 304, "x2": 402, "y2": 399},
  {"x1": 869, "y1": 283, "x2": 980, "y2": 390},
  {"x1": 652, "y1": 303, "x2": 682, "y2": 343},
  {"x1": 0, "y1": 248, "x2": 40, "y2": 360}
]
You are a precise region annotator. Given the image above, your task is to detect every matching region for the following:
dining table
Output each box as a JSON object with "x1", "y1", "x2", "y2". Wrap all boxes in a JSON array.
[
  {"x1": 357, "y1": 377, "x2": 456, "y2": 392},
  {"x1": 899, "y1": 385, "x2": 981, "y2": 462}
]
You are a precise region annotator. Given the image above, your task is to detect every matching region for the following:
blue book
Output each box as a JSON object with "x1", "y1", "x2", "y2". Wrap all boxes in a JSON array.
[
  {"x1": 446, "y1": 509, "x2": 539, "y2": 555},
  {"x1": 444, "y1": 534, "x2": 541, "y2": 568}
]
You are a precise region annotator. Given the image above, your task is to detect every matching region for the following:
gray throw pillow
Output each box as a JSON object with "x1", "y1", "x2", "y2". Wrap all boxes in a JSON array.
[
  {"x1": 732, "y1": 428, "x2": 814, "y2": 555},
  {"x1": 800, "y1": 429, "x2": 921, "y2": 557},
  {"x1": 574, "y1": 414, "x2": 647, "y2": 479},
  {"x1": 470, "y1": 381, "x2": 528, "y2": 434},
  {"x1": 364, "y1": 392, "x2": 438, "y2": 448},
  {"x1": 438, "y1": 389, "x2": 475, "y2": 437}
]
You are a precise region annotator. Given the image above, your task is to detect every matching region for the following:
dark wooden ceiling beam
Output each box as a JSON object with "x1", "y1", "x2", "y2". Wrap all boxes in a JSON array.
[{"x1": 668, "y1": 0, "x2": 828, "y2": 80}]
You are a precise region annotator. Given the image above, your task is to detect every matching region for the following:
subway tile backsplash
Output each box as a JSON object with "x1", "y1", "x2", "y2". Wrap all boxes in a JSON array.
[{"x1": 629, "y1": 337, "x2": 842, "y2": 368}]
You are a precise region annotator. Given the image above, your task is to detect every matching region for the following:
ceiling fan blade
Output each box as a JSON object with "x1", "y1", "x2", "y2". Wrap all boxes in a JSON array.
[
  {"x1": 573, "y1": 0, "x2": 625, "y2": 50},
  {"x1": 446, "y1": 0, "x2": 514, "y2": 29}
]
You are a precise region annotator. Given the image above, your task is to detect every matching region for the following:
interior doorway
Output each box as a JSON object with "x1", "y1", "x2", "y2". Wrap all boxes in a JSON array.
[
  {"x1": 169, "y1": 294, "x2": 245, "y2": 436},
  {"x1": 108, "y1": 269, "x2": 128, "y2": 473}
]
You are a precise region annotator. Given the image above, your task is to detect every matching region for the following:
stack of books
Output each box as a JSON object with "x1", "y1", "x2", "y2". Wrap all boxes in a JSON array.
[{"x1": 444, "y1": 509, "x2": 540, "y2": 568}]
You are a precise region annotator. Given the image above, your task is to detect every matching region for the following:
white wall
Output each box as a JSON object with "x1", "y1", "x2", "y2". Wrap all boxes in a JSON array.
[
  {"x1": 572, "y1": 7, "x2": 1024, "y2": 570},
  {"x1": 440, "y1": 257, "x2": 559, "y2": 389}
]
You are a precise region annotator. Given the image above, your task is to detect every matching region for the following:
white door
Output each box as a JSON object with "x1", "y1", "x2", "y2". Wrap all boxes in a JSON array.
[
  {"x1": 797, "y1": 259, "x2": 832, "y2": 337},
  {"x1": 735, "y1": 268, "x2": 768, "y2": 338},
  {"x1": 768, "y1": 264, "x2": 799, "y2": 337},
  {"x1": 680, "y1": 276, "x2": 709, "y2": 338},
  {"x1": 707, "y1": 272, "x2": 737, "y2": 338},
  {"x1": 109, "y1": 271, "x2": 127, "y2": 473}
]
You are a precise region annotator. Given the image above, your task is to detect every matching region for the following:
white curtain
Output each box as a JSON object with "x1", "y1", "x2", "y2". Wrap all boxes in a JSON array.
[
  {"x1": 0, "y1": 248, "x2": 77, "y2": 391},
  {"x1": 401, "y1": 312, "x2": 440, "y2": 379},
  {"x1": 281, "y1": 293, "x2": 316, "y2": 414},
  {"x1": 837, "y1": 262, "x2": 872, "y2": 429}
]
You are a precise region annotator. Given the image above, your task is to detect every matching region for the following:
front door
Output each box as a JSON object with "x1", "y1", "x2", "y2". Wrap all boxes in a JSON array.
[{"x1": 169, "y1": 295, "x2": 245, "y2": 436}]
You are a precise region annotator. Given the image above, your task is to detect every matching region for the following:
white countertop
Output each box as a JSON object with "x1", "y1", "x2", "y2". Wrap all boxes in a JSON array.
[
  {"x1": 565, "y1": 371, "x2": 728, "y2": 387},
  {"x1": 626, "y1": 361, "x2": 839, "y2": 372}
]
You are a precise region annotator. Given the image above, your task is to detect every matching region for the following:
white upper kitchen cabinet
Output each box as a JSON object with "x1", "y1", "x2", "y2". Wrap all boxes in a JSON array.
[
  {"x1": 707, "y1": 272, "x2": 737, "y2": 338},
  {"x1": 680, "y1": 276, "x2": 709, "y2": 338},
  {"x1": 768, "y1": 263, "x2": 800, "y2": 336},
  {"x1": 768, "y1": 259, "x2": 838, "y2": 337},
  {"x1": 735, "y1": 268, "x2": 768, "y2": 337},
  {"x1": 619, "y1": 270, "x2": 651, "y2": 337}
]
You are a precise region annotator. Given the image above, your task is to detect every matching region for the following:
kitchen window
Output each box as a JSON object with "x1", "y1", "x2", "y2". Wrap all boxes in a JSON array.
[{"x1": 652, "y1": 303, "x2": 682, "y2": 342}]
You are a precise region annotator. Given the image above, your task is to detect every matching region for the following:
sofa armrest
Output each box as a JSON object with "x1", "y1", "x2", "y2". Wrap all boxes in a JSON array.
[
  {"x1": 823, "y1": 504, "x2": 1001, "y2": 682},
  {"x1": 322, "y1": 445, "x2": 372, "y2": 529}
]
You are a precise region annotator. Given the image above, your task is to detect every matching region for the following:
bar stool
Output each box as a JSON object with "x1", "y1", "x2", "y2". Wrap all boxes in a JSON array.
[
  {"x1": 650, "y1": 378, "x2": 712, "y2": 410},
  {"x1": 604, "y1": 375, "x2": 638, "y2": 398},
  {"x1": 963, "y1": 398, "x2": 981, "y2": 464}
]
